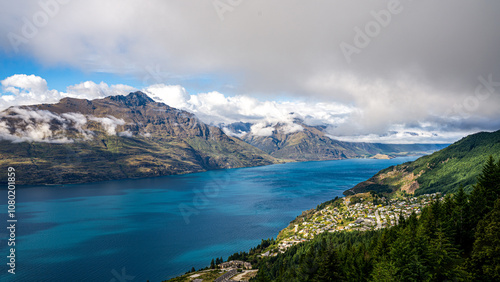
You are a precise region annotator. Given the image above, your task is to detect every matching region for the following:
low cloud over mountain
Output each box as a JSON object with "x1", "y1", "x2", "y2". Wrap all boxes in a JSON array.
[
  {"x1": 1, "y1": 1, "x2": 500, "y2": 144},
  {"x1": 4, "y1": 74, "x2": 495, "y2": 143}
]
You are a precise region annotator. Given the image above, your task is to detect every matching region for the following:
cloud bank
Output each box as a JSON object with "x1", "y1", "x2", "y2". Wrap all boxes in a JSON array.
[
  {"x1": 1, "y1": 74, "x2": 136, "y2": 110},
  {"x1": 1, "y1": 1, "x2": 499, "y2": 143},
  {"x1": 142, "y1": 83, "x2": 499, "y2": 143},
  {"x1": 2, "y1": 74, "x2": 499, "y2": 143},
  {"x1": 0, "y1": 100, "x2": 128, "y2": 143}
]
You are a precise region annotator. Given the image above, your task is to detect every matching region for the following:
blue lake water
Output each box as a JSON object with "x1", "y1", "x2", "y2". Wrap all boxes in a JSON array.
[{"x1": 0, "y1": 157, "x2": 418, "y2": 281}]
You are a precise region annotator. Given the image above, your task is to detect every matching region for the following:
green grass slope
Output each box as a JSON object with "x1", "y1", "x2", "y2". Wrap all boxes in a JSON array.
[{"x1": 345, "y1": 130, "x2": 500, "y2": 195}]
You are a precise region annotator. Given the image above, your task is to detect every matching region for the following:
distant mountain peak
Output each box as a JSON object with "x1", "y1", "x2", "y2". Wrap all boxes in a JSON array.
[
  {"x1": 127, "y1": 91, "x2": 155, "y2": 102},
  {"x1": 106, "y1": 91, "x2": 155, "y2": 107}
]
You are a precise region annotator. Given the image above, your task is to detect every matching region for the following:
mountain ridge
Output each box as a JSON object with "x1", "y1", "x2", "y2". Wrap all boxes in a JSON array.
[
  {"x1": 240, "y1": 121, "x2": 448, "y2": 161},
  {"x1": 0, "y1": 92, "x2": 453, "y2": 185},
  {"x1": 0, "y1": 92, "x2": 280, "y2": 185},
  {"x1": 344, "y1": 129, "x2": 500, "y2": 196}
]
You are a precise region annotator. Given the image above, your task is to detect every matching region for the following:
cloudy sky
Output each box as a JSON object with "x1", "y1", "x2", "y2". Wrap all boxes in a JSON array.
[{"x1": 1, "y1": 0, "x2": 499, "y2": 143}]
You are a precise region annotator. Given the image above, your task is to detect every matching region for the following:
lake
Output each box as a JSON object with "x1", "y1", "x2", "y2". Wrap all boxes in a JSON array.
[{"x1": 0, "y1": 157, "x2": 418, "y2": 281}]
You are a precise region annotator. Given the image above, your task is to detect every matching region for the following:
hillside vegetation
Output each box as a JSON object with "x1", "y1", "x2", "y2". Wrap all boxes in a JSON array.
[
  {"x1": 166, "y1": 130, "x2": 500, "y2": 281},
  {"x1": 345, "y1": 130, "x2": 500, "y2": 196},
  {"x1": 252, "y1": 156, "x2": 500, "y2": 281}
]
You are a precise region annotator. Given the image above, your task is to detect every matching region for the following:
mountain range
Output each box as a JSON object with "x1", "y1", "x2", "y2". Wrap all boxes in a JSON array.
[
  {"x1": 0, "y1": 92, "x2": 278, "y2": 185},
  {"x1": 0, "y1": 92, "x2": 446, "y2": 185},
  {"x1": 239, "y1": 122, "x2": 447, "y2": 161}
]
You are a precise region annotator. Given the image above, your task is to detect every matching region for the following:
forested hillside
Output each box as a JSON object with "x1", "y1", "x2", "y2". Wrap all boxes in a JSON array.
[
  {"x1": 345, "y1": 130, "x2": 500, "y2": 196},
  {"x1": 252, "y1": 156, "x2": 500, "y2": 281}
]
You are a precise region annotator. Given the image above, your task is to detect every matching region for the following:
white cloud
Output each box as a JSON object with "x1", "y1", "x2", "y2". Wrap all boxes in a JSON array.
[
  {"x1": 144, "y1": 86, "x2": 353, "y2": 139},
  {"x1": 240, "y1": 120, "x2": 303, "y2": 137},
  {"x1": 144, "y1": 84, "x2": 190, "y2": 109},
  {"x1": 250, "y1": 123, "x2": 275, "y2": 137},
  {"x1": 329, "y1": 130, "x2": 471, "y2": 145},
  {"x1": 221, "y1": 127, "x2": 247, "y2": 138},
  {"x1": 0, "y1": 107, "x2": 78, "y2": 143},
  {"x1": 146, "y1": 86, "x2": 353, "y2": 129},
  {"x1": 0, "y1": 74, "x2": 136, "y2": 110},
  {"x1": 1, "y1": 74, "x2": 63, "y2": 109},
  {"x1": 2, "y1": 1, "x2": 499, "y2": 100},
  {"x1": 1, "y1": 74, "x2": 48, "y2": 93},
  {"x1": 61, "y1": 112, "x2": 88, "y2": 128},
  {"x1": 0, "y1": 75, "x2": 133, "y2": 143},
  {"x1": 89, "y1": 116, "x2": 126, "y2": 135},
  {"x1": 0, "y1": 1, "x2": 499, "y2": 144},
  {"x1": 0, "y1": 105, "x2": 128, "y2": 143},
  {"x1": 118, "y1": 130, "x2": 133, "y2": 137},
  {"x1": 279, "y1": 122, "x2": 304, "y2": 135},
  {"x1": 8, "y1": 107, "x2": 64, "y2": 123},
  {"x1": 1, "y1": 74, "x2": 496, "y2": 144},
  {"x1": 66, "y1": 81, "x2": 136, "y2": 100}
]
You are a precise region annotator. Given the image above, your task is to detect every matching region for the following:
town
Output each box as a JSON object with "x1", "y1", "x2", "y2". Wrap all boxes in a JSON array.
[
  {"x1": 168, "y1": 192, "x2": 444, "y2": 281},
  {"x1": 270, "y1": 192, "x2": 443, "y2": 254}
]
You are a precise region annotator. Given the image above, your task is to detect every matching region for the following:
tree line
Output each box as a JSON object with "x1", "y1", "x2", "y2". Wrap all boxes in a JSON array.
[{"x1": 252, "y1": 156, "x2": 500, "y2": 281}]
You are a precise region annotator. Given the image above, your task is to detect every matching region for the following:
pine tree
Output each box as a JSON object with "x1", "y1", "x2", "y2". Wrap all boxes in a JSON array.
[
  {"x1": 470, "y1": 199, "x2": 500, "y2": 281},
  {"x1": 477, "y1": 156, "x2": 500, "y2": 191},
  {"x1": 371, "y1": 260, "x2": 398, "y2": 282},
  {"x1": 452, "y1": 186, "x2": 471, "y2": 249},
  {"x1": 210, "y1": 258, "x2": 215, "y2": 269},
  {"x1": 469, "y1": 156, "x2": 500, "y2": 233},
  {"x1": 428, "y1": 227, "x2": 463, "y2": 280},
  {"x1": 314, "y1": 241, "x2": 343, "y2": 281}
]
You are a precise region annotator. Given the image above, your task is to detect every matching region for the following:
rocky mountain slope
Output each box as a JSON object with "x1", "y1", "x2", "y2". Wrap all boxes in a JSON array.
[
  {"x1": 0, "y1": 92, "x2": 279, "y2": 185},
  {"x1": 344, "y1": 129, "x2": 500, "y2": 196},
  {"x1": 240, "y1": 122, "x2": 447, "y2": 161}
]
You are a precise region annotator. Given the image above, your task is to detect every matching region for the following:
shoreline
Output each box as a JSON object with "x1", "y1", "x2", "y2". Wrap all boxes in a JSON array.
[{"x1": 4, "y1": 153, "x2": 431, "y2": 188}]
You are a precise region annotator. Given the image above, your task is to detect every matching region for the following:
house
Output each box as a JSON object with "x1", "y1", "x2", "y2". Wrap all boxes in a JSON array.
[
  {"x1": 354, "y1": 218, "x2": 364, "y2": 224},
  {"x1": 219, "y1": 260, "x2": 252, "y2": 270}
]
